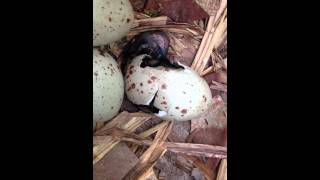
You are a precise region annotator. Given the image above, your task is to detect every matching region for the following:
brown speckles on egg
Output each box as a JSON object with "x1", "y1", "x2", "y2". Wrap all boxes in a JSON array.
[
  {"x1": 161, "y1": 101, "x2": 167, "y2": 105},
  {"x1": 94, "y1": 72, "x2": 98, "y2": 76},
  {"x1": 121, "y1": 18, "x2": 125, "y2": 22},
  {"x1": 121, "y1": 1, "x2": 124, "y2": 5},
  {"x1": 189, "y1": 100, "x2": 192, "y2": 103},
  {"x1": 181, "y1": 109, "x2": 188, "y2": 114},
  {"x1": 108, "y1": 26, "x2": 115, "y2": 32},
  {"x1": 162, "y1": 97, "x2": 165, "y2": 100},
  {"x1": 202, "y1": 95, "x2": 207, "y2": 102},
  {"x1": 108, "y1": 17, "x2": 112, "y2": 22},
  {"x1": 127, "y1": 83, "x2": 136, "y2": 91},
  {"x1": 140, "y1": 83, "x2": 143, "y2": 86},
  {"x1": 182, "y1": 91, "x2": 186, "y2": 94},
  {"x1": 161, "y1": 84, "x2": 167, "y2": 89},
  {"x1": 140, "y1": 90, "x2": 144, "y2": 94},
  {"x1": 111, "y1": 106, "x2": 114, "y2": 109},
  {"x1": 126, "y1": 75, "x2": 129, "y2": 79},
  {"x1": 151, "y1": 76, "x2": 157, "y2": 80},
  {"x1": 175, "y1": 106, "x2": 179, "y2": 109},
  {"x1": 129, "y1": 70, "x2": 133, "y2": 75},
  {"x1": 129, "y1": 65, "x2": 134, "y2": 69},
  {"x1": 127, "y1": 18, "x2": 131, "y2": 23},
  {"x1": 119, "y1": 8, "x2": 122, "y2": 10},
  {"x1": 148, "y1": 80, "x2": 152, "y2": 84}
]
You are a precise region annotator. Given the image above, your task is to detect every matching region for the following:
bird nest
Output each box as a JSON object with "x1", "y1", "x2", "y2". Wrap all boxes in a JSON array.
[{"x1": 93, "y1": 1, "x2": 227, "y2": 179}]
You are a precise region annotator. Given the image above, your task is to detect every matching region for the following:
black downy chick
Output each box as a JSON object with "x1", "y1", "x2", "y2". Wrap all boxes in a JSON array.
[{"x1": 121, "y1": 30, "x2": 184, "y2": 72}]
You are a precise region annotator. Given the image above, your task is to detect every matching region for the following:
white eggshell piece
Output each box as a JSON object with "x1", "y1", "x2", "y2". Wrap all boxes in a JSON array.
[
  {"x1": 93, "y1": 0, "x2": 134, "y2": 46},
  {"x1": 93, "y1": 49, "x2": 124, "y2": 122},
  {"x1": 125, "y1": 55, "x2": 213, "y2": 121}
]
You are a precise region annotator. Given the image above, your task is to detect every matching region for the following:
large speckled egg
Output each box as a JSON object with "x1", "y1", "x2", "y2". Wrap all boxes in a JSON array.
[
  {"x1": 93, "y1": 0, "x2": 134, "y2": 46},
  {"x1": 93, "y1": 49, "x2": 124, "y2": 122},
  {"x1": 124, "y1": 54, "x2": 213, "y2": 121}
]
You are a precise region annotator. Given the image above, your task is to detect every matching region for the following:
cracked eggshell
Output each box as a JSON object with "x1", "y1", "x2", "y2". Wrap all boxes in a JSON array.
[
  {"x1": 125, "y1": 55, "x2": 213, "y2": 121},
  {"x1": 93, "y1": 0, "x2": 134, "y2": 46},
  {"x1": 93, "y1": 49, "x2": 124, "y2": 122}
]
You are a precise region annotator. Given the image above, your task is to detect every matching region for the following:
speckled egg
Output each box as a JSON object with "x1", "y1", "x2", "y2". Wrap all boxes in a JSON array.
[
  {"x1": 93, "y1": 49, "x2": 124, "y2": 122},
  {"x1": 124, "y1": 54, "x2": 213, "y2": 121},
  {"x1": 93, "y1": 0, "x2": 134, "y2": 46}
]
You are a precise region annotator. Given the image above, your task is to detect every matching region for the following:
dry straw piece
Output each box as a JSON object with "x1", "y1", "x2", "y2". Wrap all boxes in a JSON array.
[{"x1": 191, "y1": 1, "x2": 227, "y2": 76}]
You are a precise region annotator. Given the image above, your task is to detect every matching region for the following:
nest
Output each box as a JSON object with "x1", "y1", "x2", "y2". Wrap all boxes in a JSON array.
[{"x1": 93, "y1": 1, "x2": 227, "y2": 179}]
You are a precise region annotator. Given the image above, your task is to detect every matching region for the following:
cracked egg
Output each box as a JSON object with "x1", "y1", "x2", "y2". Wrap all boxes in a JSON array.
[{"x1": 125, "y1": 54, "x2": 213, "y2": 121}]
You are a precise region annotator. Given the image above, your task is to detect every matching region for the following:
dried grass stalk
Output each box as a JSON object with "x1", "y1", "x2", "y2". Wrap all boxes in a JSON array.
[
  {"x1": 216, "y1": 159, "x2": 227, "y2": 180},
  {"x1": 191, "y1": 3, "x2": 227, "y2": 76},
  {"x1": 123, "y1": 121, "x2": 173, "y2": 180},
  {"x1": 93, "y1": 112, "x2": 153, "y2": 165},
  {"x1": 99, "y1": 127, "x2": 227, "y2": 159},
  {"x1": 135, "y1": 16, "x2": 168, "y2": 27}
]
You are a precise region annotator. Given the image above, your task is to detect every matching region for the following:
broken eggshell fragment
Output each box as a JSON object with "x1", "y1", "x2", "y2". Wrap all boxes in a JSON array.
[
  {"x1": 125, "y1": 54, "x2": 213, "y2": 121},
  {"x1": 93, "y1": 49, "x2": 124, "y2": 123}
]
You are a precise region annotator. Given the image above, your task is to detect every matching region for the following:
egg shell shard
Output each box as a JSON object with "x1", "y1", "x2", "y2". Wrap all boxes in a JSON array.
[
  {"x1": 125, "y1": 55, "x2": 213, "y2": 121},
  {"x1": 93, "y1": 0, "x2": 134, "y2": 46},
  {"x1": 93, "y1": 49, "x2": 124, "y2": 122}
]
